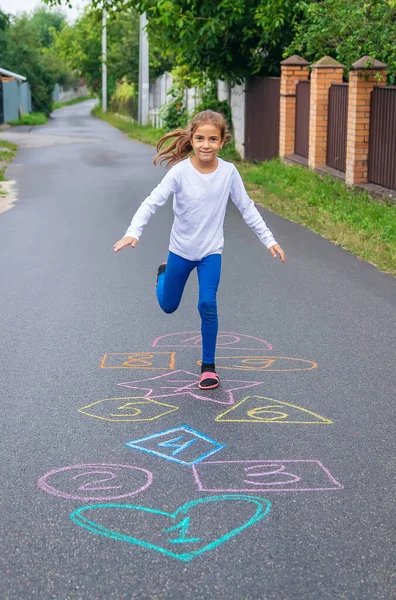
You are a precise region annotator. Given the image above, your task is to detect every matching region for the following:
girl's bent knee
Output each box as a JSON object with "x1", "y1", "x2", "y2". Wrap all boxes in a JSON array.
[
  {"x1": 159, "y1": 301, "x2": 179, "y2": 315},
  {"x1": 198, "y1": 298, "x2": 217, "y2": 318}
]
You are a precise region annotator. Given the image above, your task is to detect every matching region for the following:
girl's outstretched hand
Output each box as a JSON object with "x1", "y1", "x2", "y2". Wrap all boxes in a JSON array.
[
  {"x1": 113, "y1": 237, "x2": 138, "y2": 252},
  {"x1": 268, "y1": 244, "x2": 286, "y2": 263}
]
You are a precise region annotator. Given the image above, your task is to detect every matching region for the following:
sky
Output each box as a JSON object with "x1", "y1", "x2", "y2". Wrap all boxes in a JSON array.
[{"x1": 0, "y1": 0, "x2": 86, "y2": 22}]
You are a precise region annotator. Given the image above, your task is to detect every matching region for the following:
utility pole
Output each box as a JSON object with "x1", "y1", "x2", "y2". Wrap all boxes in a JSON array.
[
  {"x1": 138, "y1": 12, "x2": 149, "y2": 125},
  {"x1": 102, "y1": 8, "x2": 107, "y2": 112}
]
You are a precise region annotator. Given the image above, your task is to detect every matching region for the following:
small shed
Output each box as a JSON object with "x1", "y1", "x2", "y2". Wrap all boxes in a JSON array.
[{"x1": 0, "y1": 67, "x2": 32, "y2": 124}]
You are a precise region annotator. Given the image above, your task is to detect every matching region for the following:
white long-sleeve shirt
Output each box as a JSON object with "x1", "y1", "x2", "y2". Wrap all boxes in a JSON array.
[{"x1": 124, "y1": 156, "x2": 277, "y2": 261}]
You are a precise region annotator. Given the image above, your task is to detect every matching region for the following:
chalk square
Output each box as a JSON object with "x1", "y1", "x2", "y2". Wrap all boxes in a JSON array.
[
  {"x1": 126, "y1": 426, "x2": 226, "y2": 466},
  {"x1": 192, "y1": 460, "x2": 343, "y2": 492},
  {"x1": 100, "y1": 352, "x2": 175, "y2": 370}
]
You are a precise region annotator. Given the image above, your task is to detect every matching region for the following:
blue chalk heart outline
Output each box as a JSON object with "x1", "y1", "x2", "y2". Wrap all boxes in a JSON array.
[{"x1": 70, "y1": 494, "x2": 271, "y2": 562}]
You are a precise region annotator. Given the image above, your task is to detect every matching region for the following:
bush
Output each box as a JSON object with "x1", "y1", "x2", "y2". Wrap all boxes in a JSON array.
[
  {"x1": 161, "y1": 85, "x2": 188, "y2": 131},
  {"x1": 196, "y1": 81, "x2": 233, "y2": 134},
  {"x1": 110, "y1": 77, "x2": 138, "y2": 120}
]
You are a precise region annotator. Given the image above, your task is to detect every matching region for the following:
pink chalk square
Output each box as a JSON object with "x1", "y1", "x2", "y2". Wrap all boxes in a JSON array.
[{"x1": 192, "y1": 460, "x2": 343, "y2": 493}]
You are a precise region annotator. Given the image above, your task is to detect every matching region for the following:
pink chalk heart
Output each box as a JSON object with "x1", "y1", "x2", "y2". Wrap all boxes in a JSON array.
[{"x1": 70, "y1": 494, "x2": 271, "y2": 562}]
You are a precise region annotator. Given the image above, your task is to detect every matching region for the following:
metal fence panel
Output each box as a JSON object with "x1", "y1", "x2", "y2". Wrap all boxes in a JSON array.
[
  {"x1": 368, "y1": 86, "x2": 396, "y2": 190},
  {"x1": 19, "y1": 82, "x2": 31, "y2": 114},
  {"x1": 295, "y1": 81, "x2": 310, "y2": 158},
  {"x1": 0, "y1": 81, "x2": 3, "y2": 124},
  {"x1": 3, "y1": 80, "x2": 19, "y2": 122},
  {"x1": 327, "y1": 83, "x2": 348, "y2": 172},
  {"x1": 245, "y1": 76, "x2": 280, "y2": 162}
]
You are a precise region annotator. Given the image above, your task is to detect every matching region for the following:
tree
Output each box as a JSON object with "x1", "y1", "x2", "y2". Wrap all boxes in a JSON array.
[
  {"x1": 0, "y1": 9, "x2": 10, "y2": 59},
  {"x1": 53, "y1": 8, "x2": 103, "y2": 94},
  {"x1": 53, "y1": 6, "x2": 140, "y2": 98},
  {"x1": 0, "y1": 8, "x2": 79, "y2": 115},
  {"x1": 287, "y1": 0, "x2": 396, "y2": 83},
  {"x1": 30, "y1": 6, "x2": 66, "y2": 47},
  {"x1": 53, "y1": 5, "x2": 170, "y2": 100},
  {"x1": 2, "y1": 13, "x2": 59, "y2": 115},
  {"x1": 46, "y1": 0, "x2": 301, "y2": 83}
]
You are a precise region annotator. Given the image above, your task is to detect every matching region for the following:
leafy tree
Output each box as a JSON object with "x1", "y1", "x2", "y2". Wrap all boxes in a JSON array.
[
  {"x1": 126, "y1": 0, "x2": 299, "y2": 82},
  {"x1": 53, "y1": 8, "x2": 104, "y2": 94},
  {"x1": 0, "y1": 8, "x2": 78, "y2": 114},
  {"x1": 53, "y1": 7, "x2": 141, "y2": 98},
  {"x1": 46, "y1": 0, "x2": 300, "y2": 83},
  {"x1": 30, "y1": 6, "x2": 66, "y2": 47},
  {"x1": 53, "y1": 5, "x2": 169, "y2": 101},
  {"x1": 287, "y1": 0, "x2": 396, "y2": 83},
  {"x1": 0, "y1": 9, "x2": 10, "y2": 58},
  {"x1": 2, "y1": 13, "x2": 60, "y2": 115}
]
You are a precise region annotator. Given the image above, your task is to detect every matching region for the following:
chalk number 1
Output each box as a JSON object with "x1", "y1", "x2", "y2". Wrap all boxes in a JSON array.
[{"x1": 163, "y1": 517, "x2": 201, "y2": 545}]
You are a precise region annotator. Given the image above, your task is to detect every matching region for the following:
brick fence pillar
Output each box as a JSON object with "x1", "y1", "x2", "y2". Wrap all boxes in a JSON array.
[
  {"x1": 308, "y1": 56, "x2": 344, "y2": 170},
  {"x1": 345, "y1": 56, "x2": 387, "y2": 186},
  {"x1": 279, "y1": 55, "x2": 309, "y2": 158}
]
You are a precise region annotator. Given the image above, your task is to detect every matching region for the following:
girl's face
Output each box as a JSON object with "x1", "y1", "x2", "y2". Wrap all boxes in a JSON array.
[{"x1": 190, "y1": 123, "x2": 224, "y2": 166}]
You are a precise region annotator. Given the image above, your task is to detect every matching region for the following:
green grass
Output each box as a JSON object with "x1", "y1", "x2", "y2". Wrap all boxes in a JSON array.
[
  {"x1": 92, "y1": 106, "x2": 167, "y2": 147},
  {"x1": 0, "y1": 150, "x2": 15, "y2": 162},
  {"x1": 8, "y1": 112, "x2": 48, "y2": 126},
  {"x1": 0, "y1": 139, "x2": 17, "y2": 191},
  {"x1": 239, "y1": 159, "x2": 396, "y2": 275},
  {"x1": 0, "y1": 139, "x2": 18, "y2": 152},
  {"x1": 52, "y1": 95, "x2": 91, "y2": 110},
  {"x1": 93, "y1": 109, "x2": 396, "y2": 276}
]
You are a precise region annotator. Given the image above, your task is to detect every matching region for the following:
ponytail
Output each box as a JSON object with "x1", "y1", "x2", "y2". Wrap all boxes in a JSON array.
[
  {"x1": 153, "y1": 110, "x2": 232, "y2": 168},
  {"x1": 153, "y1": 128, "x2": 193, "y2": 168}
]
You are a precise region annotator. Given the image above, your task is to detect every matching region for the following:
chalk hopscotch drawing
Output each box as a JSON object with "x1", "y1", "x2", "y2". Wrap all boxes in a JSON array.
[
  {"x1": 200, "y1": 356, "x2": 318, "y2": 372},
  {"x1": 192, "y1": 460, "x2": 343, "y2": 493},
  {"x1": 152, "y1": 332, "x2": 273, "y2": 351},
  {"x1": 216, "y1": 396, "x2": 332, "y2": 424},
  {"x1": 70, "y1": 494, "x2": 271, "y2": 562},
  {"x1": 100, "y1": 352, "x2": 176, "y2": 370},
  {"x1": 78, "y1": 396, "x2": 179, "y2": 422},
  {"x1": 126, "y1": 425, "x2": 226, "y2": 466},
  {"x1": 37, "y1": 464, "x2": 153, "y2": 501},
  {"x1": 117, "y1": 370, "x2": 264, "y2": 406}
]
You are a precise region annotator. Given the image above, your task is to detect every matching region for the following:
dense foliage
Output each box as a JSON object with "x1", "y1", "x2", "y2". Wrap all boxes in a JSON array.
[
  {"x1": 0, "y1": 8, "x2": 70, "y2": 115},
  {"x1": 287, "y1": 0, "x2": 396, "y2": 83},
  {"x1": 53, "y1": 5, "x2": 171, "y2": 101},
  {"x1": 39, "y1": 0, "x2": 396, "y2": 114},
  {"x1": 0, "y1": 8, "x2": 84, "y2": 115},
  {"x1": 94, "y1": 0, "x2": 300, "y2": 83}
]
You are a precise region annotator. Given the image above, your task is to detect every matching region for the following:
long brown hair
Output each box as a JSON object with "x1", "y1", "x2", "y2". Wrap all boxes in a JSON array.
[{"x1": 153, "y1": 110, "x2": 232, "y2": 168}]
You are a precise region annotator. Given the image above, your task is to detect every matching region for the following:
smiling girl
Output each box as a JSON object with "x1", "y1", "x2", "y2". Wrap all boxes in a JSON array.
[{"x1": 113, "y1": 110, "x2": 285, "y2": 390}]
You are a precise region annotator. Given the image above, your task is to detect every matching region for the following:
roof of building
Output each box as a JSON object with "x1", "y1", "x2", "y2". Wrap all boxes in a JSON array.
[{"x1": 0, "y1": 67, "x2": 26, "y2": 82}]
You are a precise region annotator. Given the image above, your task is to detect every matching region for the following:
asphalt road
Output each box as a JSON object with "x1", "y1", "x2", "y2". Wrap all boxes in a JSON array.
[{"x1": 1, "y1": 100, "x2": 395, "y2": 600}]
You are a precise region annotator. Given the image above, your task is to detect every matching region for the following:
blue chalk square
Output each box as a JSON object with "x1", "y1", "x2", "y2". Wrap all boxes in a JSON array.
[{"x1": 125, "y1": 425, "x2": 226, "y2": 466}]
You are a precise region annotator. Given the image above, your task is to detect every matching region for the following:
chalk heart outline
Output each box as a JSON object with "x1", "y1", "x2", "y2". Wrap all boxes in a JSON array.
[{"x1": 70, "y1": 494, "x2": 271, "y2": 562}]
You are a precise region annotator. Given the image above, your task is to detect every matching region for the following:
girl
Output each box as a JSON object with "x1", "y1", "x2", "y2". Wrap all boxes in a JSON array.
[{"x1": 114, "y1": 110, "x2": 285, "y2": 390}]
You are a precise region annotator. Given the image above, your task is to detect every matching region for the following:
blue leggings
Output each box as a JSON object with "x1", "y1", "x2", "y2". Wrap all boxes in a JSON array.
[{"x1": 156, "y1": 251, "x2": 221, "y2": 364}]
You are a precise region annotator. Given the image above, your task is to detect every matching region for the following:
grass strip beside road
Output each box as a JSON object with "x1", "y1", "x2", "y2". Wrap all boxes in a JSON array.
[
  {"x1": 239, "y1": 160, "x2": 396, "y2": 276},
  {"x1": 92, "y1": 106, "x2": 167, "y2": 146},
  {"x1": 52, "y1": 96, "x2": 91, "y2": 110},
  {"x1": 8, "y1": 112, "x2": 48, "y2": 126},
  {"x1": 93, "y1": 108, "x2": 396, "y2": 276},
  {"x1": 8, "y1": 97, "x2": 92, "y2": 128},
  {"x1": 0, "y1": 139, "x2": 17, "y2": 194}
]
